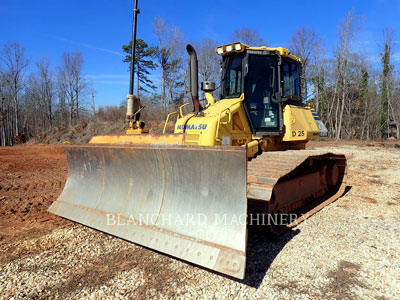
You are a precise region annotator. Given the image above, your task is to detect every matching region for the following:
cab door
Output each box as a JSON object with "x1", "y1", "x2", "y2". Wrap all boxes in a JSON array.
[{"x1": 243, "y1": 52, "x2": 282, "y2": 136}]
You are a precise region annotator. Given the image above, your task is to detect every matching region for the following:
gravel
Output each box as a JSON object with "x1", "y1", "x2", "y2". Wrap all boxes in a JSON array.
[{"x1": 1, "y1": 143, "x2": 399, "y2": 299}]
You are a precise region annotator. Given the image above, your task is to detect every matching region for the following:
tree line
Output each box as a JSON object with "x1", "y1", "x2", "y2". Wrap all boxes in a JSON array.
[
  {"x1": 0, "y1": 44, "x2": 91, "y2": 146},
  {"x1": 289, "y1": 12, "x2": 399, "y2": 140},
  {"x1": 0, "y1": 11, "x2": 398, "y2": 146}
]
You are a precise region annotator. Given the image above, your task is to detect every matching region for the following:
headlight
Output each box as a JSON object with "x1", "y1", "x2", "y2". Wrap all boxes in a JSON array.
[
  {"x1": 226, "y1": 45, "x2": 233, "y2": 52},
  {"x1": 234, "y1": 43, "x2": 242, "y2": 51},
  {"x1": 216, "y1": 47, "x2": 224, "y2": 55}
]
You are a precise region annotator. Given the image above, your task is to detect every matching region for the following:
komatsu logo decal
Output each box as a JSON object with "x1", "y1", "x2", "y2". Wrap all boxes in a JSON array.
[{"x1": 177, "y1": 124, "x2": 207, "y2": 130}]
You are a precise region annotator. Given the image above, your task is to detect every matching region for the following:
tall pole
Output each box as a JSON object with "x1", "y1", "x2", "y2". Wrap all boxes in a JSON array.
[
  {"x1": 126, "y1": 0, "x2": 140, "y2": 123},
  {"x1": 129, "y1": 0, "x2": 139, "y2": 95}
]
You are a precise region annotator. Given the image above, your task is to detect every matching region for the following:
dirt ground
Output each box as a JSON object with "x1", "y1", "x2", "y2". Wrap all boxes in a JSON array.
[
  {"x1": 0, "y1": 141, "x2": 399, "y2": 299},
  {"x1": 0, "y1": 145, "x2": 69, "y2": 236}
]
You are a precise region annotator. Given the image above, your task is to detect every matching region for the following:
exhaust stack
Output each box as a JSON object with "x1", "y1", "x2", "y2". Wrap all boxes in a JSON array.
[{"x1": 186, "y1": 44, "x2": 202, "y2": 113}]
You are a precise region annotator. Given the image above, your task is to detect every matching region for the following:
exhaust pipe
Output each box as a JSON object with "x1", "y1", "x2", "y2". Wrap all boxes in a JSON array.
[{"x1": 186, "y1": 44, "x2": 202, "y2": 113}]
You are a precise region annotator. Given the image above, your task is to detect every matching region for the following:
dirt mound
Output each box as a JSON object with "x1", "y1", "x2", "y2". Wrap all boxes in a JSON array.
[{"x1": 29, "y1": 120, "x2": 168, "y2": 144}]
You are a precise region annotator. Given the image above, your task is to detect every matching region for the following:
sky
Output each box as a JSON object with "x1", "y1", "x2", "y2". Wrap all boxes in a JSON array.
[{"x1": 0, "y1": 0, "x2": 399, "y2": 108}]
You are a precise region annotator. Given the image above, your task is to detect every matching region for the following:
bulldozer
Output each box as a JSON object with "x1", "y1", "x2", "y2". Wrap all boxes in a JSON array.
[{"x1": 48, "y1": 5, "x2": 346, "y2": 279}]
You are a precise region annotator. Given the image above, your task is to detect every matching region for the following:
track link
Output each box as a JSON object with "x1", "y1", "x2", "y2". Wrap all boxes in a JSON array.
[{"x1": 247, "y1": 150, "x2": 347, "y2": 231}]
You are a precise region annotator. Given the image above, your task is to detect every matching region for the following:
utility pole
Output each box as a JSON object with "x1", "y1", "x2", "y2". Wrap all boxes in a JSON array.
[
  {"x1": 126, "y1": 0, "x2": 141, "y2": 124},
  {"x1": 129, "y1": 0, "x2": 139, "y2": 96}
]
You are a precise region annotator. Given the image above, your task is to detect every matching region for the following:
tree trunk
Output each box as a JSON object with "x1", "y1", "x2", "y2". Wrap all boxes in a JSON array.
[
  {"x1": 69, "y1": 95, "x2": 73, "y2": 126},
  {"x1": 13, "y1": 94, "x2": 19, "y2": 136},
  {"x1": 76, "y1": 89, "x2": 80, "y2": 120},
  {"x1": 136, "y1": 67, "x2": 140, "y2": 99},
  {"x1": 48, "y1": 100, "x2": 53, "y2": 128},
  {"x1": 337, "y1": 77, "x2": 347, "y2": 140},
  {"x1": 1, "y1": 119, "x2": 5, "y2": 146},
  {"x1": 161, "y1": 69, "x2": 166, "y2": 110}
]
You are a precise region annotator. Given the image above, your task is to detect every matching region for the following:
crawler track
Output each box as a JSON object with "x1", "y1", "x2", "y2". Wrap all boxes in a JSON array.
[{"x1": 247, "y1": 150, "x2": 347, "y2": 231}]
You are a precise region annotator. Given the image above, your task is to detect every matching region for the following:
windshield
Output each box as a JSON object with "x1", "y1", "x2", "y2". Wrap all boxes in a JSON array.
[{"x1": 222, "y1": 54, "x2": 243, "y2": 98}]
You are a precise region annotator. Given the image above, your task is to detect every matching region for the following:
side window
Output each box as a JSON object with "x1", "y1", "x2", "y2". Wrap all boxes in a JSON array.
[
  {"x1": 226, "y1": 56, "x2": 242, "y2": 97},
  {"x1": 291, "y1": 63, "x2": 299, "y2": 96},
  {"x1": 229, "y1": 68, "x2": 241, "y2": 95},
  {"x1": 282, "y1": 60, "x2": 300, "y2": 99},
  {"x1": 283, "y1": 63, "x2": 290, "y2": 96}
]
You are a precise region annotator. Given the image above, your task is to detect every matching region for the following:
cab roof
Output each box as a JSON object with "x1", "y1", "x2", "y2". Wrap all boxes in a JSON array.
[{"x1": 216, "y1": 42, "x2": 301, "y2": 62}]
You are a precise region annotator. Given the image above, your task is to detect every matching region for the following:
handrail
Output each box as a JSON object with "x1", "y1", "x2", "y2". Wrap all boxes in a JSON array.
[
  {"x1": 163, "y1": 111, "x2": 179, "y2": 134},
  {"x1": 221, "y1": 107, "x2": 232, "y2": 125},
  {"x1": 163, "y1": 102, "x2": 192, "y2": 134},
  {"x1": 215, "y1": 107, "x2": 232, "y2": 141},
  {"x1": 179, "y1": 103, "x2": 189, "y2": 117},
  {"x1": 215, "y1": 96, "x2": 245, "y2": 142}
]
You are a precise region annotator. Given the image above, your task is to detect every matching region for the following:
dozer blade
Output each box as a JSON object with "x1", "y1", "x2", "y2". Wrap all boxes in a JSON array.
[{"x1": 48, "y1": 145, "x2": 248, "y2": 279}]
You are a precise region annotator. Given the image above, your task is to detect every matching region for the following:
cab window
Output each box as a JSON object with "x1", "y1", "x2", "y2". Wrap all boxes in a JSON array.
[
  {"x1": 223, "y1": 55, "x2": 242, "y2": 98},
  {"x1": 283, "y1": 63, "x2": 290, "y2": 96},
  {"x1": 282, "y1": 60, "x2": 300, "y2": 99},
  {"x1": 292, "y1": 63, "x2": 299, "y2": 96}
]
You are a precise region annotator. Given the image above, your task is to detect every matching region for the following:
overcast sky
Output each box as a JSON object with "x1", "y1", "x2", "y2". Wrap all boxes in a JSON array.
[{"x1": 1, "y1": 0, "x2": 399, "y2": 107}]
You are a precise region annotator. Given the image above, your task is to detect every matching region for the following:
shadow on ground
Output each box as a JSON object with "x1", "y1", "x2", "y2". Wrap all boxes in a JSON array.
[
  {"x1": 237, "y1": 229, "x2": 299, "y2": 288},
  {"x1": 343, "y1": 186, "x2": 352, "y2": 196}
]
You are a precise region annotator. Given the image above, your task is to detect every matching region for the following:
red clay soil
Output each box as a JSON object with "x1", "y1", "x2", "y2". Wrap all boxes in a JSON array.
[{"x1": 0, "y1": 145, "x2": 70, "y2": 241}]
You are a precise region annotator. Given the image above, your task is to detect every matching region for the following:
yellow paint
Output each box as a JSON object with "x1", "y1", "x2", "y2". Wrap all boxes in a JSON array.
[
  {"x1": 125, "y1": 127, "x2": 149, "y2": 134},
  {"x1": 282, "y1": 105, "x2": 323, "y2": 141},
  {"x1": 89, "y1": 134, "x2": 184, "y2": 145},
  {"x1": 125, "y1": 120, "x2": 149, "y2": 134},
  {"x1": 205, "y1": 92, "x2": 216, "y2": 106},
  {"x1": 174, "y1": 94, "x2": 253, "y2": 148},
  {"x1": 216, "y1": 42, "x2": 301, "y2": 61},
  {"x1": 170, "y1": 96, "x2": 324, "y2": 157}
]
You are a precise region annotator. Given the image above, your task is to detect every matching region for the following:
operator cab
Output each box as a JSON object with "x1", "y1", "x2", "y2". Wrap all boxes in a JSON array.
[{"x1": 218, "y1": 43, "x2": 302, "y2": 136}]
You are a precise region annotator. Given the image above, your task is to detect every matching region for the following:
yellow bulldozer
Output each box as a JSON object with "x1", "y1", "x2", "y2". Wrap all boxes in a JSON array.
[{"x1": 48, "y1": 4, "x2": 346, "y2": 279}]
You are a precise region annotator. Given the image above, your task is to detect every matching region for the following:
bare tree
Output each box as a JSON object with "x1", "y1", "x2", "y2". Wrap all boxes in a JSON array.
[
  {"x1": 0, "y1": 42, "x2": 29, "y2": 137},
  {"x1": 288, "y1": 27, "x2": 322, "y2": 101},
  {"x1": 55, "y1": 67, "x2": 68, "y2": 127},
  {"x1": 310, "y1": 44, "x2": 328, "y2": 113},
  {"x1": 192, "y1": 38, "x2": 221, "y2": 99},
  {"x1": 231, "y1": 27, "x2": 265, "y2": 46},
  {"x1": 0, "y1": 70, "x2": 10, "y2": 146},
  {"x1": 20, "y1": 57, "x2": 55, "y2": 136},
  {"x1": 196, "y1": 38, "x2": 220, "y2": 83},
  {"x1": 36, "y1": 57, "x2": 54, "y2": 128},
  {"x1": 330, "y1": 11, "x2": 362, "y2": 140},
  {"x1": 153, "y1": 17, "x2": 185, "y2": 108},
  {"x1": 58, "y1": 52, "x2": 87, "y2": 126},
  {"x1": 90, "y1": 85, "x2": 96, "y2": 117},
  {"x1": 153, "y1": 17, "x2": 168, "y2": 106}
]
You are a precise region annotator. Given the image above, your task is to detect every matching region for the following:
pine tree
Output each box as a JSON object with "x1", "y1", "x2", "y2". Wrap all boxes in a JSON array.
[
  {"x1": 122, "y1": 38, "x2": 157, "y2": 98},
  {"x1": 379, "y1": 42, "x2": 393, "y2": 138}
]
